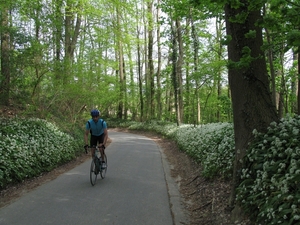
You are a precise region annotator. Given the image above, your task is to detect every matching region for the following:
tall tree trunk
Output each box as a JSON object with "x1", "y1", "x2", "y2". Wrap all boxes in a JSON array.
[
  {"x1": 185, "y1": 15, "x2": 191, "y2": 124},
  {"x1": 64, "y1": 0, "x2": 82, "y2": 84},
  {"x1": 135, "y1": 2, "x2": 144, "y2": 121},
  {"x1": 224, "y1": 1, "x2": 279, "y2": 222},
  {"x1": 291, "y1": 51, "x2": 297, "y2": 113},
  {"x1": 176, "y1": 18, "x2": 184, "y2": 124},
  {"x1": 137, "y1": 28, "x2": 144, "y2": 121},
  {"x1": 116, "y1": 5, "x2": 124, "y2": 119},
  {"x1": 54, "y1": 0, "x2": 63, "y2": 81},
  {"x1": 143, "y1": 0, "x2": 149, "y2": 119},
  {"x1": 171, "y1": 21, "x2": 179, "y2": 125},
  {"x1": 0, "y1": 7, "x2": 10, "y2": 106},
  {"x1": 215, "y1": 16, "x2": 224, "y2": 122},
  {"x1": 31, "y1": 4, "x2": 42, "y2": 104},
  {"x1": 278, "y1": 48, "x2": 286, "y2": 117},
  {"x1": 127, "y1": 46, "x2": 136, "y2": 120},
  {"x1": 156, "y1": 0, "x2": 162, "y2": 120},
  {"x1": 147, "y1": 0, "x2": 155, "y2": 118},
  {"x1": 122, "y1": 57, "x2": 127, "y2": 120},
  {"x1": 263, "y1": 5, "x2": 277, "y2": 108},
  {"x1": 191, "y1": 17, "x2": 200, "y2": 125},
  {"x1": 266, "y1": 27, "x2": 277, "y2": 108}
]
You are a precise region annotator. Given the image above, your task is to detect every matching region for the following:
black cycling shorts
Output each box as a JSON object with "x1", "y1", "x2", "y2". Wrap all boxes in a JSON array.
[{"x1": 90, "y1": 134, "x2": 105, "y2": 147}]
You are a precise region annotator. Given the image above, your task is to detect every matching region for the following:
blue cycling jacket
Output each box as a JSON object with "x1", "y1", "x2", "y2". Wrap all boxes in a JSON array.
[{"x1": 86, "y1": 119, "x2": 107, "y2": 136}]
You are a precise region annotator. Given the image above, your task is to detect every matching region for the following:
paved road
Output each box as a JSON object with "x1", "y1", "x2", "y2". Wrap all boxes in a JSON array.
[{"x1": 0, "y1": 131, "x2": 188, "y2": 225}]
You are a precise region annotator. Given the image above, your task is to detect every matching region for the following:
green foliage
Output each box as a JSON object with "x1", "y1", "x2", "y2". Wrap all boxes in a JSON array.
[
  {"x1": 237, "y1": 115, "x2": 300, "y2": 224},
  {"x1": 228, "y1": 46, "x2": 256, "y2": 70},
  {"x1": 221, "y1": 35, "x2": 232, "y2": 45},
  {"x1": 245, "y1": 30, "x2": 256, "y2": 39},
  {"x1": 287, "y1": 30, "x2": 300, "y2": 47},
  {"x1": 0, "y1": 118, "x2": 81, "y2": 188},
  {"x1": 174, "y1": 123, "x2": 234, "y2": 178}
]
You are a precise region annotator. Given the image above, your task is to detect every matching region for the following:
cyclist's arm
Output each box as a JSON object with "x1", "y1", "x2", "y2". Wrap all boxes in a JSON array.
[
  {"x1": 103, "y1": 128, "x2": 108, "y2": 146},
  {"x1": 84, "y1": 129, "x2": 90, "y2": 146}
]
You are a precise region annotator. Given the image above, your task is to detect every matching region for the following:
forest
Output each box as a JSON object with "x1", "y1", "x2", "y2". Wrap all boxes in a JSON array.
[
  {"x1": 0, "y1": 0, "x2": 299, "y2": 123},
  {"x1": 1, "y1": 0, "x2": 300, "y2": 223}
]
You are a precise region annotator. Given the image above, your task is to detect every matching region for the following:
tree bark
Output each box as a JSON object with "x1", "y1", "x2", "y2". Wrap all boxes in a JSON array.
[
  {"x1": 176, "y1": 18, "x2": 184, "y2": 124},
  {"x1": 156, "y1": 0, "x2": 162, "y2": 120},
  {"x1": 147, "y1": 0, "x2": 155, "y2": 118},
  {"x1": 191, "y1": 16, "x2": 200, "y2": 125},
  {"x1": 116, "y1": 5, "x2": 124, "y2": 119},
  {"x1": 171, "y1": 21, "x2": 179, "y2": 125},
  {"x1": 224, "y1": 1, "x2": 279, "y2": 221},
  {"x1": 64, "y1": 0, "x2": 82, "y2": 84}
]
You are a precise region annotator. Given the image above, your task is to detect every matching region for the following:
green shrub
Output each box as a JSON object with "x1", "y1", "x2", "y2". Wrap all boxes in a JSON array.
[
  {"x1": 0, "y1": 118, "x2": 80, "y2": 188},
  {"x1": 174, "y1": 123, "x2": 234, "y2": 178},
  {"x1": 237, "y1": 115, "x2": 300, "y2": 224}
]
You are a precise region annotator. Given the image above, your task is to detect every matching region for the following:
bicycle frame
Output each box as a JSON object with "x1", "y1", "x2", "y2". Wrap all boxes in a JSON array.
[{"x1": 88, "y1": 145, "x2": 107, "y2": 186}]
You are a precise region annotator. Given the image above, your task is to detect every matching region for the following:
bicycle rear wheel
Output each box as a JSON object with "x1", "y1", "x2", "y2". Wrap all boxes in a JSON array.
[
  {"x1": 90, "y1": 158, "x2": 98, "y2": 186},
  {"x1": 100, "y1": 154, "x2": 107, "y2": 179}
]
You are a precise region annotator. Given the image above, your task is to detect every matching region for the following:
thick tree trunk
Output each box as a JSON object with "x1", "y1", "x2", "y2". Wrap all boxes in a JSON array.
[{"x1": 224, "y1": 1, "x2": 278, "y2": 222}]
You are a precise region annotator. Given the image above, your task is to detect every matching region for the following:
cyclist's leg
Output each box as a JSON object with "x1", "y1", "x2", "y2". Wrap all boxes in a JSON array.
[
  {"x1": 90, "y1": 135, "x2": 98, "y2": 158},
  {"x1": 97, "y1": 134, "x2": 105, "y2": 160}
]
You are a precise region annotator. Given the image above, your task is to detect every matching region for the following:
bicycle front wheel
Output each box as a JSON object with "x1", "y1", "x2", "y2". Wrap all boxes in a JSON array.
[
  {"x1": 90, "y1": 158, "x2": 98, "y2": 186},
  {"x1": 100, "y1": 154, "x2": 107, "y2": 179}
]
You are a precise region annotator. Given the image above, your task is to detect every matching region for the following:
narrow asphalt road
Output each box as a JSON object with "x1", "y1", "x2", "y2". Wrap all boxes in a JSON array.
[{"x1": 0, "y1": 131, "x2": 188, "y2": 225}]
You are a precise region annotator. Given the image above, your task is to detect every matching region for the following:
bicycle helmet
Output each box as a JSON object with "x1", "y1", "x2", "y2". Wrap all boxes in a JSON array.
[{"x1": 91, "y1": 109, "x2": 100, "y2": 117}]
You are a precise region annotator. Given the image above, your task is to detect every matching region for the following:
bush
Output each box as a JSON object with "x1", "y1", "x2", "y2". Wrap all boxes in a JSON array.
[
  {"x1": 174, "y1": 123, "x2": 234, "y2": 178},
  {"x1": 236, "y1": 115, "x2": 300, "y2": 224},
  {"x1": 0, "y1": 118, "x2": 81, "y2": 188}
]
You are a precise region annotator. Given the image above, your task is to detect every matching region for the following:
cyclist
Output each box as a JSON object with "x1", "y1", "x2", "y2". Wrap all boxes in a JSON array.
[{"x1": 84, "y1": 109, "x2": 108, "y2": 168}]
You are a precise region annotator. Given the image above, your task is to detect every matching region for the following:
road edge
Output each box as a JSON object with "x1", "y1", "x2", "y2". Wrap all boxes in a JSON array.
[{"x1": 157, "y1": 143, "x2": 190, "y2": 225}]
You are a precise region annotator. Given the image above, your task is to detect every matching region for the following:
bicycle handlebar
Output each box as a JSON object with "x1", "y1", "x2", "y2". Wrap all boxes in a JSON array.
[{"x1": 84, "y1": 145, "x2": 105, "y2": 154}]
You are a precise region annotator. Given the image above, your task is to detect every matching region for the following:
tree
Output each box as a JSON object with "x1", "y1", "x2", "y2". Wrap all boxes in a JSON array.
[
  {"x1": 64, "y1": 0, "x2": 82, "y2": 84},
  {"x1": 223, "y1": 1, "x2": 279, "y2": 221},
  {"x1": 156, "y1": 0, "x2": 163, "y2": 120},
  {"x1": 147, "y1": 0, "x2": 155, "y2": 119},
  {"x1": 267, "y1": 0, "x2": 300, "y2": 115}
]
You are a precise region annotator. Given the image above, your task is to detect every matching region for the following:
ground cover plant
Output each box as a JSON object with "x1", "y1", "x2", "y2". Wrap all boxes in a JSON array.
[
  {"x1": 237, "y1": 115, "x2": 300, "y2": 224},
  {"x1": 0, "y1": 118, "x2": 81, "y2": 188}
]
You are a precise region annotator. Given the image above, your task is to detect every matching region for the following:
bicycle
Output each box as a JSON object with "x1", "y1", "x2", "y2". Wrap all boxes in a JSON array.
[{"x1": 87, "y1": 145, "x2": 107, "y2": 186}]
